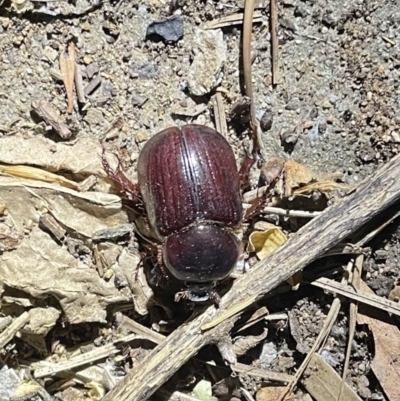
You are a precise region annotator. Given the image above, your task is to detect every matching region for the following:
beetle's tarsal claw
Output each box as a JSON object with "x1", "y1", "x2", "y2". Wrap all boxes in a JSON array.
[{"x1": 174, "y1": 291, "x2": 188, "y2": 302}]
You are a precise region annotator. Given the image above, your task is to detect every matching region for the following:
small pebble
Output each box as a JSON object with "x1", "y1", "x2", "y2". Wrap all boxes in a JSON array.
[
  {"x1": 322, "y1": 100, "x2": 332, "y2": 109},
  {"x1": 83, "y1": 55, "x2": 93, "y2": 65},
  {"x1": 135, "y1": 130, "x2": 149, "y2": 143},
  {"x1": 260, "y1": 109, "x2": 273, "y2": 131}
]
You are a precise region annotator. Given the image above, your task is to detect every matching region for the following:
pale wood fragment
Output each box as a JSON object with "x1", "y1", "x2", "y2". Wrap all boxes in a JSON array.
[{"x1": 0, "y1": 312, "x2": 30, "y2": 350}]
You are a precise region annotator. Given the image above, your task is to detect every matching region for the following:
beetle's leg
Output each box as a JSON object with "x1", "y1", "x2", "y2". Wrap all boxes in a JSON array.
[
  {"x1": 157, "y1": 244, "x2": 170, "y2": 279},
  {"x1": 102, "y1": 149, "x2": 142, "y2": 202},
  {"x1": 244, "y1": 180, "x2": 279, "y2": 220},
  {"x1": 208, "y1": 290, "x2": 221, "y2": 307},
  {"x1": 244, "y1": 158, "x2": 285, "y2": 221},
  {"x1": 174, "y1": 291, "x2": 189, "y2": 302},
  {"x1": 150, "y1": 244, "x2": 170, "y2": 286},
  {"x1": 133, "y1": 250, "x2": 148, "y2": 281},
  {"x1": 239, "y1": 153, "x2": 256, "y2": 192}
]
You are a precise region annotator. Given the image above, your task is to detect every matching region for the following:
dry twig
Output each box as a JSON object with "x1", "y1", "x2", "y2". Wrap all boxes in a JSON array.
[
  {"x1": 311, "y1": 277, "x2": 400, "y2": 317},
  {"x1": 212, "y1": 93, "x2": 228, "y2": 137},
  {"x1": 31, "y1": 100, "x2": 72, "y2": 139},
  {"x1": 0, "y1": 312, "x2": 30, "y2": 349},
  {"x1": 243, "y1": 0, "x2": 263, "y2": 151},
  {"x1": 33, "y1": 334, "x2": 138, "y2": 378},
  {"x1": 74, "y1": 64, "x2": 86, "y2": 104},
  {"x1": 270, "y1": 0, "x2": 279, "y2": 85},
  {"x1": 338, "y1": 255, "x2": 363, "y2": 401},
  {"x1": 262, "y1": 206, "x2": 321, "y2": 218},
  {"x1": 59, "y1": 42, "x2": 76, "y2": 113}
]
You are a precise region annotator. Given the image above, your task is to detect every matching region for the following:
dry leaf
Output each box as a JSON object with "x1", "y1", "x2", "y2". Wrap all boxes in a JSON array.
[
  {"x1": 191, "y1": 379, "x2": 216, "y2": 401},
  {"x1": 0, "y1": 176, "x2": 129, "y2": 324},
  {"x1": 12, "y1": 380, "x2": 44, "y2": 399},
  {"x1": 117, "y1": 248, "x2": 154, "y2": 316},
  {"x1": 0, "y1": 177, "x2": 126, "y2": 238},
  {"x1": 293, "y1": 180, "x2": 349, "y2": 195},
  {"x1": 247, "y1": 227, "x2": 302, "y2": 289},
  {"x1": 0, "y1": 222, "x2": 21, "y2": 251},
  {"x1": 256, "y1": 386, "x2": 288, "y2": 401},
  {"x1": 23, "y1": 307, "x2": 60, "y2": 336},
  {"x1": 55, "y1": 387, "x2": 85, "y2": 401},
  {"x1": 0, "y1": 227, "x2": 128, "y2": 323},
  {"x1": 233, "y1": 329, "x2": 268, "y2": 356},
  {"x1": 389, "y1": 285, "x2": 400, "y2": 301},
  {"x1": 0, "y1": 164, "x2": 80, "y2": 190},
  {"x1": 10, "y1": 0, "x2": 32, "y2": 13},
  {"x1": 357, "y1": 281, "x2": 400, "y2": 401},
  {"x1": 0, "y1": 135, "x2": 106, "y2": 177},
  {"x1": 86, "y1": 381, "x2": 106, "y2": 401},
  {"x1": 247, "y1": 225, "x2": 287, "y2": 259},
  {"x1": 284, "y1": 159, "x2": 316, "y2": 191},
  {"x1": 59, "y1": 42, "x2": 76, "y2": 113},
  {"x1": 261, "y1": 157, "x2": 285, "y2": 187},
  {"x1": 302, "y1": 353, "x2": 362, "y2": 401},
  {"x1": 20, "y1": 333, "x2": 48, "y2": 352},
  {"x1": 284, "y1": 159, "x2": 344, "y2": 197}
]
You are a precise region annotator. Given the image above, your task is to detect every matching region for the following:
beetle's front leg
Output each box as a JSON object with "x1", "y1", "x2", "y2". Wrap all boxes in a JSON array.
[
  {"x1": 208, "y1": 290, "x2": 221, "y2": 307},
  {"x1": 102, "y1": 148, "x2": 142, "y2": 203}
]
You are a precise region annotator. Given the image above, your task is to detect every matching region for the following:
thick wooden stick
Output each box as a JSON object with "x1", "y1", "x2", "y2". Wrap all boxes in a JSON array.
[{"x1": 103, "y1": 154, "x2": 400, "y2": 401}]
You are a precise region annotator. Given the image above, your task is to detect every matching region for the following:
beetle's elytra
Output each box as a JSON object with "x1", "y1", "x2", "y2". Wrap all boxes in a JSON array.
[{"x1": 137, "y1": 125, "x2": 242, "y2": 302}]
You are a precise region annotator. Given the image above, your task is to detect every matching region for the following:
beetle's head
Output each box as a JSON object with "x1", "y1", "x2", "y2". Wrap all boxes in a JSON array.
[
  {"x1": 175, "y1": 282, "x2": 221, "y2": 305},
  {"x1": 163, "y1": 225, "x2": 240, "y2": 289}
]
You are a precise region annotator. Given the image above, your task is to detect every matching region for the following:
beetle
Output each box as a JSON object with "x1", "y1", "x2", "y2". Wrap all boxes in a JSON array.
[{"x1": 103, "y1": 124, "x2": 260, "y2": 304}]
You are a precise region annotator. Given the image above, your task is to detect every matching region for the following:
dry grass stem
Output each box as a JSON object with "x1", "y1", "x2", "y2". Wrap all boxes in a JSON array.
[
  {"x1": 271, "y1": 0, "x2": 279, "y2": 84},
  {"x1": 311, "y1": 277, "x2": 400, "y2": 317},
  {"x1": 203, "y1": 11, "x2": 263, "y2": 30},
  {"x1": 338, "y1": 255, "x2": 364, "y2": 401}
]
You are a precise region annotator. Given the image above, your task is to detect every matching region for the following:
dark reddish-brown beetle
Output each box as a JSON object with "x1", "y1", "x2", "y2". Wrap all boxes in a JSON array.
[{"x1": 103, "y1": 124, "x2": 258, "y2": 304}]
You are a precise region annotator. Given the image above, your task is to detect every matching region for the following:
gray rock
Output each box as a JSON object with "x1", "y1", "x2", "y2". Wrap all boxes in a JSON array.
[
  {"x1": 187, "y1": 29, "x2": 227, "y2": 96},
  {"x1": 146, "y1": 15, "x2": 184, "y2": 43}
]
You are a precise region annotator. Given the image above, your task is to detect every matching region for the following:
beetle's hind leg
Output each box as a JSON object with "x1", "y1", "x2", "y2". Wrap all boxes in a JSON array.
[
  {"x1": 239, "y1": 153, "x2": 256, "y2": 192},
  {"x1": 243, "y1": 158, "x2": 285, "y2": 221}
]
